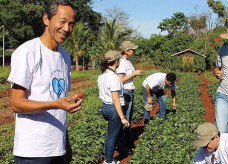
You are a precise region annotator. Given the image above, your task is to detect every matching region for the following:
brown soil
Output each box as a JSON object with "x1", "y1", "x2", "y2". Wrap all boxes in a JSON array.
[
  {"x1": 113, "y1": 73, "x2": 215, "y2": 163},
  {"x1": 0, "y1": 77, "x2": 96, "y2": 126},
  {"x1": 0, "y1": 69, "x2": 215, "y2": 163},
  {"x1": 112, "y1": 90, "x2": 163, "y2": 163},
  {"x1": 198, "y1": 74, "x2": 215, "y2": 123}
]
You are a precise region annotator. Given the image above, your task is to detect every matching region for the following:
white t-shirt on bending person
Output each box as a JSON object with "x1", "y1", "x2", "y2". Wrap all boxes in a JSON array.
[
  {"x1": 194, "y1": 133, "x2": 228, "y2": 164},
  {"x1": 116, "y1": 57, "x2": 135, "y2": 90},
  {"x1": 98, "y1": 70, "x2": 125, "y2": 106},
  {"x1": 7, "y1": 38, "x2": 71, "y2": 157},
  {"x1": 142, "y1": 72, "x2": 176, "y2": 92}
]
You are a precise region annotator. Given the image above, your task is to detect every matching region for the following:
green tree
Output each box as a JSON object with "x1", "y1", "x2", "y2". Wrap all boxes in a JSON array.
[
  {"x1": 0, "y1": 0, "x2": 102, "y2": 49},
  {"x1": 159, "y1": 32, "x2": 193, "y2": 70},
  {"x1": 63, "y1": 22, "x2": 92, "y2": 71},
  {"x1": 158, "y1": 12, "x2": 188, "y2": 37},
  {"x1": 207, "y1": 0, "x2": 228, "y2": 25},
  {"x1": 104, "y1": 6, "x2": 142, "y2": 40},
  {"x1": 0, "y1": 0, "x2": 43, "y2": 48},
  {"x1": 102, "y1": 18, "x2": 132, "y2": 51}
]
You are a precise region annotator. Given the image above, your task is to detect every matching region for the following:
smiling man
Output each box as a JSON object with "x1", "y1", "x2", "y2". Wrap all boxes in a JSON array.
[
  {"x1": 7, "y1": 1, "x2": 82, "y2": 164},
  {"x1": 142, "y1": 72, "x2": 177, "y2": 123},
  {"x1": 193, "y1": 122, "x2": 228, "y2": 164}
]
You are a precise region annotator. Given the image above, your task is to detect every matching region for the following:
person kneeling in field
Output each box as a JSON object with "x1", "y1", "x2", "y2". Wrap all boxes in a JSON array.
[
  {"x1": 98, "y1": 50, "x2": 129, "y2": 164},
  {"x1": 193, "y1": 122, "x2": 228, "y2": 163},
  {"x1": 142, "y1": 72, "x2": 177, "y2": 124}
]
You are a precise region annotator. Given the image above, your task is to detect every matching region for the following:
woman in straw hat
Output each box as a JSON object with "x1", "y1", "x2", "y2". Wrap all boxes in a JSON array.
[
  {"x1": 116, "y1": 41, "x2": 142, "y2": 153},
  {"x1": 213, "y1": 29, "x2": 228, "y2": 133},
  {"x1": 98, "y1": 50, "x2": 129, "y2": 164}
]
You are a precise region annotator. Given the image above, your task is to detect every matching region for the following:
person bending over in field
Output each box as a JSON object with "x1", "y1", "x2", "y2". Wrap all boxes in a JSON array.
[
  {"x1": 7, "y1": 1, "x2": 83, "y2": 163},
  {"x1": 213, "y1": 29, "x2": 228, "y2": 133},
  {"x1": 193, "y1": 122, "x2": 228, "y2": 163},
  {"x1": 98, "y1": 50, "x2": 129, "y2": 164},
  {"x1": 142, "y1": 72, "x2": 177, "y2": 124}
]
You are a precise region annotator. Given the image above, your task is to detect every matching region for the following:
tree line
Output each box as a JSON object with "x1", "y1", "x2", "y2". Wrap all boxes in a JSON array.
[{"x1": 0, "y1": 0, "x2": 228, "y2": 71}]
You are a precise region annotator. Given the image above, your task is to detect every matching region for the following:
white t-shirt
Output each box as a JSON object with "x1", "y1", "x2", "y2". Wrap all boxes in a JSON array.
[
  {"x1": 194, "y1": 133, "x2": 228, "y2": 164},
  {"x1": 142, "y1": 72, "x2": 176, "y2": 92},
  {"x1": 116, "y1": 57, "x2": 135, "y2": 90},
  {"x1": 98, "y1": 70, "x2": 125, "y2": 106},
  {"x1": 216, "y1": 45, "x2": 228, "y2": 95},
  {"x1": 7, "y1": 38, "x2": 71, "y2": 157}
]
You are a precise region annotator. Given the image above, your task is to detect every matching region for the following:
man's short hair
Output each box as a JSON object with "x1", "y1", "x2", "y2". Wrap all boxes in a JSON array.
[
  {"x1": 44, "y1": 0, "x2": 76, "y2": 20},
  {"x1": 166, "y1": 73, "x2": 176, "y2": 82}
]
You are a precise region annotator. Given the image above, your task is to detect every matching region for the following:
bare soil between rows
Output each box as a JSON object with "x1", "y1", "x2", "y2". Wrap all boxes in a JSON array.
[
  {"x1": 0, "y1": 77, "x2": 96, "y2": 126},
  {"x1": 113, "y1": 73, "x2": 215, "y2": 163},
  {"x1": 0, "y1": 70, "x2": 215, "y2": 163}
]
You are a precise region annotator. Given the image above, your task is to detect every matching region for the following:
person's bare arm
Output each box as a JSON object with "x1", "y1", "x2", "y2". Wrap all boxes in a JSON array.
[
  {"x1": 213, "y1": 66, "x2": 223, "y2": 79},
  {"x1": 11, "y1": 84, "x2": 82, "y2": 113},
  {"x1": 146, "y1": 84, "x2": 152, "y2": 104},
  {"x1": 171, "y1": 90, "x2": 176, "y2": 109},
  {"x1": 118, "y1": 70, "x2": 142, "y2": 83},
  {"x1": 111, "y1": 91, "x2": 129, "y2": 127}
]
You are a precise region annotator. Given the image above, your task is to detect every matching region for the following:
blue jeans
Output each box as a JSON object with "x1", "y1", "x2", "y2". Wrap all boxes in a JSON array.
[
  {"x1": 116, "y1": 90, "x2": 134, "y2": 147},
  {"x1": 143, "y1": 87, "x2": 167, "y2": 121},
  {"x1": 123, "y1": 90, "x2": 134, "y2": 123},
  {"x1": 14, "y1": 156, "x2": 64, "y2": 164},
  {"x1": 215, "y1": 92, "x2": 228, "y2": 132},
  {"x1": 101, "y1": 103, "x2": 122, "y2": 163}
]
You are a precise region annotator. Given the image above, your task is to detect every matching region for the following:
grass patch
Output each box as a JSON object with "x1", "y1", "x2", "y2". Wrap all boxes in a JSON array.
[
  {"x1": 0, "y1": 66, "x2": 10, "y2": 84},
  {"x1": 202, "y1": 71, "x2": 219, "y2": 83},
  {"x1": 71, "y1": 70, "x2": 100, "y2": 79}
]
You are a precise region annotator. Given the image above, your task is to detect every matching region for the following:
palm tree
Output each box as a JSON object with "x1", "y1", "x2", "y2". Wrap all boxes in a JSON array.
[
  {"x1": 102, "y1": 18, "x2": 132, "y2": 51},
  {"x1": 63, "y1": 22, "x2": 92, "y2": 71}
]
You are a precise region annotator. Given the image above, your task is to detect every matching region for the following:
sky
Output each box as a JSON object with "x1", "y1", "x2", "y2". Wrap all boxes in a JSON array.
[{"x1": 92, "y1": 0, "x2": 228, "y2": 38}]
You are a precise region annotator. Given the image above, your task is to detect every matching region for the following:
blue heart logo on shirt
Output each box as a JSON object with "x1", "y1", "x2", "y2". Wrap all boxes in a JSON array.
[{"x1": 52, "y1": 78, "x2": 65, "y2": 98}]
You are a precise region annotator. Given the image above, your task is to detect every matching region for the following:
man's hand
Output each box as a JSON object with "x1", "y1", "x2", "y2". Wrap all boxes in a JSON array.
[
  {"x1": 214, "y1": 70, "x2": 224, "y2": 79},
  {"x1": 56, "y1": 95, "x2": 83, "y2": 113},
  {"x1": 147, "y1": 97, "x2": 153, "y2": 104},
  {"x1": 172, "y1": 103, "x2": 176, "y2": 110}
]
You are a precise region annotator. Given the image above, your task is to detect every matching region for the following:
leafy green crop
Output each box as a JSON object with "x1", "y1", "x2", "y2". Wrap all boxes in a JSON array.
[
  {"x1": 0, "y1": 71, "x2": 211, "y2": 163},
  {"x1": 130, "y1": 73, "x2": 205, "y2": 163}
]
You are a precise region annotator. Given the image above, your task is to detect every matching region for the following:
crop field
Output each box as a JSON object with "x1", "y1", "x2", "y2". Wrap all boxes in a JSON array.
[{"x1": 0, "y1": 68, "x2": 219, "y2": 164}]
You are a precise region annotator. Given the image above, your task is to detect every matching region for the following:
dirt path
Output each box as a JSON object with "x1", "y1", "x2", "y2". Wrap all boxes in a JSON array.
[
  {"x1": 198, "y1": 74, "x2": 215, "y2": 123},
  {"x1": 114, "y1": 73, "x2": 216, "y2": 163},
  {"x1": 112, "y1": 91, "x2": 163, "y2": 163}
]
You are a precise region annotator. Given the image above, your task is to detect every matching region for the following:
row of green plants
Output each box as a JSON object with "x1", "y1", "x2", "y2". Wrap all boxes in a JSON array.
[
  {"x1": 207, "y1": 84, "x2": 218, "y2": 104},
  {"x1": 67, "y1": 69, "x2": 160, "y2": 163},
  {"x1": 0, "y1": 66, "x2": 10, "y2": 84},
  {"x1": 71, "y1": 70, "x2": 100, "y2": 80},
  {"x1": 202, "y1": 71, "x2": 219, "y2": 105},
  {"x1": 0, "y1": 71, "x2": 208, "y2": 163},
  {"x1": 130, "y1": 73, "x2": 205, "y2": 163},
  {"x1": 0, "y1": 124, "x2": 14, "y2": 163}
]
